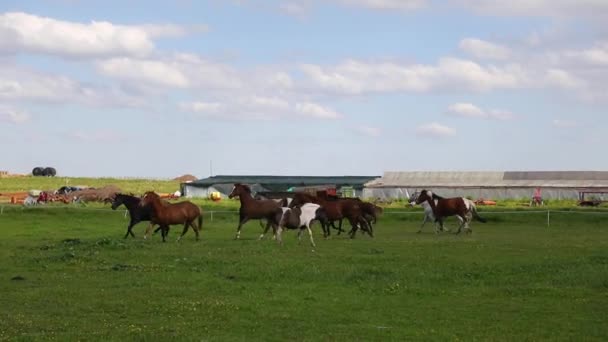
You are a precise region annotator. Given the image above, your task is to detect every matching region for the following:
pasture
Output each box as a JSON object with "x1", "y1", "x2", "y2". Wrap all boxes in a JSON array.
[{"x1": 1, "y1": 205, "x2": 607, "y2": 341}]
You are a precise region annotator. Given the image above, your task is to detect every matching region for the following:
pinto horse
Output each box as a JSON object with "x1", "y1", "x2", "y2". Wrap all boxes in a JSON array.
[
  {"x1": 289, "y1": 193, "x2": 371, "y2": 238},
  {"x1": 140, "y1": 191, "x2": 203, "y2": 241},
  {"x1": 414, "y1": 190, "x2": 486, "y2": 234},
  {"x1": 274, "y1": 203, "x2": 329, "y2": 247},
  {"x1": 228, "y1": 183, "x2": 282, "y2": 240}
]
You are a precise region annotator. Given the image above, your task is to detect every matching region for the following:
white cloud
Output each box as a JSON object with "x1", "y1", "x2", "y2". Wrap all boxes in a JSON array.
[
  {"x1": 459, "y1": 38, "x2": 511, "y2": 60},
  {"x1": 295, "y1": 102, "x2": 341, "y2": 119},
  {"x1": 0, "y1": 12, "x2": 195, "y2": 59},
  {"x1": 454, "y1": 0, "x2": 608, "y2": 19},
  {"x1": 552, "y1": 119, "x2": 579, "y2": 128},
  {"x1": 97, "y1": 58, "x2": 191, "y2": 88},
  {"x1": 416, "y1": 122, "x2": 456, "y2": 138},
  {"x1": 67, "y1": 129, "x2": 126, "y2": 143},
  {"x1": 447, "y1": 103, "x2": 514, "y2": 120},
  {"x1": 96, "y1": 54, "x2": 294, "y2": 93},
  {"x1": 0, "y1": 63, "x2": 147, "y2": 108},
  {"x1": 355, "y1": 125, "x2": 382, "y2": 137},
  {"x1": 337, "y1": 0, "x2": 427, "y2": 10},
  {"x1": 0, "y1": 105, "x2": 29, "y2": 124},
  {"x1": 180, "y1": 97, "x2": 342, "y2": 121},
  {"x1": 301, "y1": 58, "x2": 529, "y2": 94},
  {"x1": 279, "y1": 2, "x2": 309, "y2": 16}
]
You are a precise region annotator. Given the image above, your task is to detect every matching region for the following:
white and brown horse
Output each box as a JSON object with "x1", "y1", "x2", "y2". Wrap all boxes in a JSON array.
[
  {"x1": 413, "y1": 190, "x2": 486, "y2": 234},
  {"x1": 273, "y1": 203, "x2": 329, "y2": 247}
]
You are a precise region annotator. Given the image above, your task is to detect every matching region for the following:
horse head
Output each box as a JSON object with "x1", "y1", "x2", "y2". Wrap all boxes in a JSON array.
[
  {"x1": 415, "y1": 190, "x2": 433, "y2": 205},
  {"x1": 289, "y1": 193, "x2": 313, "y2": 208},
  {"x1": 408, "y1": 191, "x2": 420, "y2": 206},
  {"x1": 109, "y1": 193, "x2": 123, "y2": 210},
  {"x1": 228, "y1": 183, "x2": 252, "y2": 199},
  {"x1": 140, "y1": 191, "x2": 159, "y2": 207}
]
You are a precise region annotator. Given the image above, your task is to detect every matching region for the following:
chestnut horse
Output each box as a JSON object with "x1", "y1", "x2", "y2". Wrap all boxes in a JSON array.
[
  {"x1": 289, "y1": 192, "x2": 371, "y2": 238},
  {"x1": 414, "y1": 190, "x2": 486, "y2": 234},
  {"x1": 228, "y1": 183, "x2": 282, "y2": 240},
  {"x1": 140, "y1": 191, "x2": 203, "y2": 241}
]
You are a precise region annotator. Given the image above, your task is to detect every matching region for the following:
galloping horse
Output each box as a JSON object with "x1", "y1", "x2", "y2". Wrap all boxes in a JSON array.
[
  {"x1": 289, "y1": 192, "x2": 371, "y2": 238},
  {"x1": 228, "y1": 183, "x2": 282, "y2": 240},
  {"x1": 414, "y1": 190, "x2": 486, "y2": 234},
  {"x1": 140, "y1": 191, "x2": 203, "y2": 242},
  {"x1": 409, "y1": 192, "x2": 480, "y2": 234},
  {"x1": 110, "y1": 193, "x2": 170, "y2": 239},
  {"x1": 321, "y1": 195, "x2": 382, "y2": 235},
  {"x1": 275, "y1": 203, "x2": 329, "y2": 247}
]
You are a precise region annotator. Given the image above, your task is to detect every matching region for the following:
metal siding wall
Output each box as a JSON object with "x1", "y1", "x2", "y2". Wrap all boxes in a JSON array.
[{"x1": 363, "y1": 187, "x2": 583, "y2": 200}]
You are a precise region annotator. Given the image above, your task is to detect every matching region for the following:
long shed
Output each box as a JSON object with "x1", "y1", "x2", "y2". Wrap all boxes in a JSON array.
[
  {"x1": 363, "y1": 171, "x2": 608, "y2": 200},
  {"x1": 181, "y1": 175, "x2": 379, "y2": 198}
]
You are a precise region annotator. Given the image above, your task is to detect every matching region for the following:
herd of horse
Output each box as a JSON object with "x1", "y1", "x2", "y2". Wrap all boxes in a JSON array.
[{"x1": 108, "y1": 184, "x2": 487, "y2": 244}]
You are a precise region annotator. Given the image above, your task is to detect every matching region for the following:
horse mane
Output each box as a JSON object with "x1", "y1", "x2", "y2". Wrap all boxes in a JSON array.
[
  {"x1": 235, "y1": 183, "x2": 252, "y2": 194},
  {"x1": 432, "y1": 193, "x2": 445, "y2": 200}
]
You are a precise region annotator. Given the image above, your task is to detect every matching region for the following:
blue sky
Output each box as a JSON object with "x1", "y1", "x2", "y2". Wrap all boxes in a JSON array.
[{"x1": 0, "y1": 0, "x2": 607, "y2": 178}]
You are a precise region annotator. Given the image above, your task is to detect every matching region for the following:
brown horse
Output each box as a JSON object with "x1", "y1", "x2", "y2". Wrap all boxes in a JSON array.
[
  {"x1": 228, "y1": 183, "x2": 282, "y2": 240},
  {"x1": 290, "y1": 192, "x2": 371, "y2": 238},
  {"x1": 140, "y1": 191, "x2": 203, "y2": 242},
  {"x1": 414, "y1": 190, "x2": 486, "y2": 234},
  {"x1": 318, "y1": 194, "x2": 382, "y2": 235}
]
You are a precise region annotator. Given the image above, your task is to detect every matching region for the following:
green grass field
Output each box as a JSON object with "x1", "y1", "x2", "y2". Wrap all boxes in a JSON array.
[
  {"x1": 0, "y1": 176, "x2": 181, "y2": 195},
  {"x1": 1, "y1": 204, "x2": 607, "y2": 341}
]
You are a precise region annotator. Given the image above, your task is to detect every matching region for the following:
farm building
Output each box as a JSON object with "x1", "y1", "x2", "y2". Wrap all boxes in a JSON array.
[
  {"x1": 363, "y1": 171, "x2": 608, "y2": 200},
  {"x1": 181, "y1": 175, "x2": 379, "y2": 198}
]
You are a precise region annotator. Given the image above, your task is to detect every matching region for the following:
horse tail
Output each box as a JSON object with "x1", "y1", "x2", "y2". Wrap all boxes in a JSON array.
[{"x1": 469, "y1": 202, "x2": 487, "y2": 223}]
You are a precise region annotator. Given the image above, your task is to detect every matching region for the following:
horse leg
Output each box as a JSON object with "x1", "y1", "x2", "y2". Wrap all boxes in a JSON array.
[
  {"x1": 177, "y1": 222, "x2": 190, "y2": 242},
  {"x1": 161, "y1": 226, "x2": 168, "y2": 242},
  {"x1": 124, "y1": 221, "x2": 136, "y2": 239},
  {"x1": 435, "y1": 219, "x2": 443, "y2": 234},
  {"x1": 306, "y1": 223, "x2": 316, "y2": 248},
  {"x1": 259, "y1": 221, "x2": 272, "y2": 240},
  {"x1": 190, "y1": 220, "x2": 200, "y2": 241},
  {"x1": 321, "y1": 219, "x2": 330, "y2": 238},
  {"x1": 455, "y1": 217, "x2": 465, "y2": 234},
  {"x1": 462, "y1": 215, "x2": 472, "y2": 234},
  {"x1": 347, "y1": 217, "x2": 359, "y2": 239},
  {"x1": 418, "y1": 216, "x2": 428, "y2": 233},
  {"x1": 276, "y1": 226, "x2": 284, "y2": 245},
  {"x1": 235, "y1": 215, "x2": 249, "y2": 240},
  {"x1": 359, "y1": 216, "x2": 374, "y2": 237},
  {"x1": 143, "y1": 223, "x2": 155, "y2": 240}
]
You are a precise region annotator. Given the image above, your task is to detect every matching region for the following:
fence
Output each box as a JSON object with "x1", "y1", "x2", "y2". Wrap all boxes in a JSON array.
[{"x1": 1, "y1": 205, "x2": 607, "y2": 228}]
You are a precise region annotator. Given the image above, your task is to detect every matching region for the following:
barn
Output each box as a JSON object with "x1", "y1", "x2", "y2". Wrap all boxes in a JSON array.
[
  {"x1": 181, "y1": 175, "x2": 379, "y2": 198},
  {"x1": 363, "y1": 171, "x2": 608, "y2": 200}
]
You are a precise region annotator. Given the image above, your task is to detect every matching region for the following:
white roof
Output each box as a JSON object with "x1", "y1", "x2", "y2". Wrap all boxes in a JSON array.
[{"x1": 365, "y1": 171, "x2": 608, "y2": 189}]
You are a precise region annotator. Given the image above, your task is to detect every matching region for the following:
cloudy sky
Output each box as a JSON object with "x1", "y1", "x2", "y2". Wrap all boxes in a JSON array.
[{"x1": 1, "y1": 0, "x2": 606, "y2": 178}]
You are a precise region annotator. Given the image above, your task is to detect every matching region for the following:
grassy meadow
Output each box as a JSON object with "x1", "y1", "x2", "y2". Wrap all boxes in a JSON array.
[
  {"x1": 0, "y1": 176, "x2": 181, "y2": 195},
  {"x1": 1, "y1": 203, "x2": 608, "y2": 341}
]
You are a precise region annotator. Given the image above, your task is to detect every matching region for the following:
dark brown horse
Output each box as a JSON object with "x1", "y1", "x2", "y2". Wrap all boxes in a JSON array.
[
  {"x1": 318, "y1": 194, "x2": 382, "y2": 235},
  {"x1": 110, "y1": 193, "x2": 169, "y2": 239},
  {"x1": 228, "y1": 183, "x2": 282, "y2": 240},
  {"x1": 414, "y1": 190, "x2": 486, "y2": 234},
  {"x1": 140, "y1": 191, "x2": 203, "y2": 241},
  {"x1": 289, "y1": 192, "x2": 371, "y2": 238}
]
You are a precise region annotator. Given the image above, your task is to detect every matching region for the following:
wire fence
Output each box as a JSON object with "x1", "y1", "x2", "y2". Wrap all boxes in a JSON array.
[{"x1": 1, "y1": 205, "x2": 608, "y2": 227}]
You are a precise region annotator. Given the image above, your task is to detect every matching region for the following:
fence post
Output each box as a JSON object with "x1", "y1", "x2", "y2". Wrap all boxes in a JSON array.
[
  {"x1": 210, "y1": 211, "x2": 214, "y2": 222},
  {"x1": 547, "y1": 210, "x2": 550, "y2": 228},
  {"x1": 0, "y1": 206, "x2": 3, "y2": 215}
]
